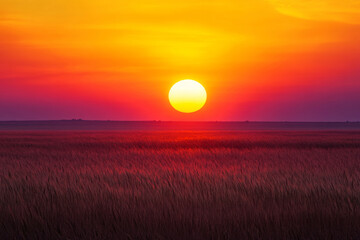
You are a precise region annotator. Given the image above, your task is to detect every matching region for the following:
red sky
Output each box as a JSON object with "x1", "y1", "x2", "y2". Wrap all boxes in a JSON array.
[{"x1": 1, "y1": 0, "x2": 360, "y2": 121}]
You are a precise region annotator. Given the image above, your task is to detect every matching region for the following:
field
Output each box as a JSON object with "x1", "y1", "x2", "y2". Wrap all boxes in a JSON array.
[{"x1": 1, "y1": 131, "x2": 360, "y2": 239}]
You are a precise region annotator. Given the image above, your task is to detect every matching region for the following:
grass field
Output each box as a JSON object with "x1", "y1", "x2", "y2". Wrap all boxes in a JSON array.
[{"x1": 1, "y1": 131, "x2": 360, "y2": 239}]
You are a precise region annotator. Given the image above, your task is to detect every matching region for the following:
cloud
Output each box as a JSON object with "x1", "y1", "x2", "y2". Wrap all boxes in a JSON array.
[{"x1": 268, "y1": 0, "x2": 360, "y2": 24}]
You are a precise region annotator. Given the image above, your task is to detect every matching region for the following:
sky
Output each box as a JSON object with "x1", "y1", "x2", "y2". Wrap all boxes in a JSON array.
[{"x1": 0, "y1": 0, "x2": 359, "y2": 121}]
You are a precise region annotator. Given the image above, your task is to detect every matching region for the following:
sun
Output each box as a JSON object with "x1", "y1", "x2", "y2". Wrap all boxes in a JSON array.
[{"x1": 169, "y1": 79, "x2": 207, "y2": 113}]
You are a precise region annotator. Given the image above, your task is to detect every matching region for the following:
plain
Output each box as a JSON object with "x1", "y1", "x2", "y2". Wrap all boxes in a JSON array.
[{"x1": 1, "y1": 131, "x2": 360, "y2": 239}]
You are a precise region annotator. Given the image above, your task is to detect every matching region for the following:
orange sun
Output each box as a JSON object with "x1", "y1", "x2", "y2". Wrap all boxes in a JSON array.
[{"x1": 168, "y1": 79, "x2": 207, "y2": 113}]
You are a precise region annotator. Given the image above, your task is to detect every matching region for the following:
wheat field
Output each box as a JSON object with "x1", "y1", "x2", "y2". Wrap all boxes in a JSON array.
[{"x1": 1, "y1": 131, "x2": 360, "y2": 239}]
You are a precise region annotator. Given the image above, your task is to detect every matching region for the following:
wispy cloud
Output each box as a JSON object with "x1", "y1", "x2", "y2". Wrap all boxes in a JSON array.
[{"x1": 268, "y1": 0, "x2": 360, "y2": 24}]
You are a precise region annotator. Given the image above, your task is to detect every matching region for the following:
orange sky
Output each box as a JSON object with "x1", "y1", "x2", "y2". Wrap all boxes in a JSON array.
[{"x1": 1, "y1": 0, "x2": 360, "y2": 121}]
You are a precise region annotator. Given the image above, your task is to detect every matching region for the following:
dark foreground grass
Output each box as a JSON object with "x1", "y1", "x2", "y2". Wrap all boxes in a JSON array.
[{"x1": 1, "y1": 131, "x2": 360, "y2": 239}]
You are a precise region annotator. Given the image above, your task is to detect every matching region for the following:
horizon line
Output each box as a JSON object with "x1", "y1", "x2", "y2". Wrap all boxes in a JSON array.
[{"x1": 1, "y1": 120, "x2": 360, "y2": 123}]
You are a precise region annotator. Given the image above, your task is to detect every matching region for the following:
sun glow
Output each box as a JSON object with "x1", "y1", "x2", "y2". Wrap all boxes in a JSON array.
[{"x1": 169, "y1": 80, "x2": 207, "y2": 113}]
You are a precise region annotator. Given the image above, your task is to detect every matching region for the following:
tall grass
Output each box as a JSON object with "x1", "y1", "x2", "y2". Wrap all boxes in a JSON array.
[{"x1": 1, "y1": 131, "x2": 360, "y2": 239}]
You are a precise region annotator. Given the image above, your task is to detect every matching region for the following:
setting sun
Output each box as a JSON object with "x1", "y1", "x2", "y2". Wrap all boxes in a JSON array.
[{"x1": 169, "y1": 80, "x2": 207, "y2": 113}]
